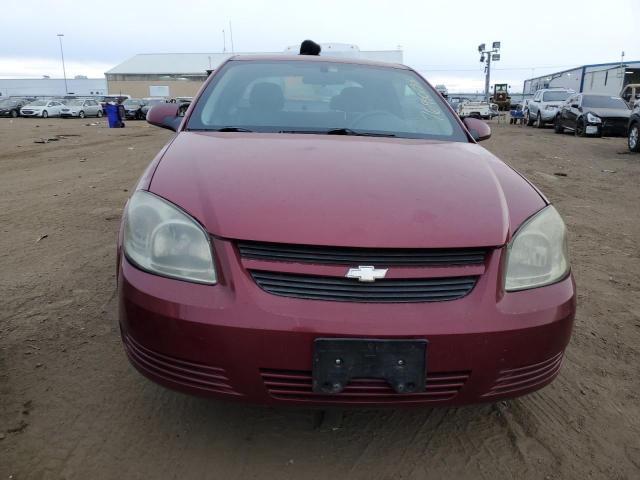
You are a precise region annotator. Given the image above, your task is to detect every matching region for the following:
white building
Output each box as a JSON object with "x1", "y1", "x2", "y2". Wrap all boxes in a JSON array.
[
  {"x1": 0, "y1": 78, "x2": 106, "y2": 97},
  {"x1": 523, "y1": 60, "x2": 640, "y2": 95}
]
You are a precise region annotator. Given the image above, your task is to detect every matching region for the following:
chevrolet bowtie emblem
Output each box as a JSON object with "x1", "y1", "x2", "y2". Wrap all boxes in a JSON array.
[{"x1": 345, "y1": 266, "x2": 388, "y2": 282}]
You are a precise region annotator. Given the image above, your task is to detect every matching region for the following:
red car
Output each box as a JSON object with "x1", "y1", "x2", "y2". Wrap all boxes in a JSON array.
[{"x1": 118, "y1": 56, "x2": 575, "y2": 406}]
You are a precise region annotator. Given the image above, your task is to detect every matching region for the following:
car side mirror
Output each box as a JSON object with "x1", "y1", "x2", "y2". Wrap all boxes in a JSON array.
[
  {"x1": 146, "y1": 103, "x2": 182, "y2": 131},
  {"x1": 462, "y1": 117, "x2": 491, "y2": 142}
]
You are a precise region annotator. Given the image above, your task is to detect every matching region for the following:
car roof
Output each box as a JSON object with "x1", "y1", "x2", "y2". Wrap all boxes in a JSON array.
[{"x1": 227, "y1": 54, "x2": 409, "y2": 70}]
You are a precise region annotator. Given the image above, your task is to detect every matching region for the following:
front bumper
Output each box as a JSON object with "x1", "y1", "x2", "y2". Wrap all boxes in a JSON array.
[
  {"x1": 60, "y1": 111, "x2": 79, "y2": 117},
  {"x1": 540, "y1": 109, "x2": 558, "y2": 122},
  {"x1": 118, "y1": 239, "x2": 576, "y2": 407},
  {"x1": 599, "y1": 118, "x2": 629, "y2": 137}
]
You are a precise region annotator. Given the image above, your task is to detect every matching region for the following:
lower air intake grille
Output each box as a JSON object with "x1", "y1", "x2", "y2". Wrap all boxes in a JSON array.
[
  {"x1": 238, "y1": 240, "x2": 487, "y2": 266},
  {"x1": 250, "y1": 270, "x2": 477, "y2": 303},
  {"x1": 123, "y1": 333, "x2": 241, "y2": 396},
  {"x1": 260, "y1": 369, "x2": 470, "y2": 403},
  {"x1": 482, "y1": 352, "x2": 564, "y2": 398}
]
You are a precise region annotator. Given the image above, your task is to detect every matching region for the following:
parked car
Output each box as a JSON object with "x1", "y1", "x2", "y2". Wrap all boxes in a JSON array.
[
  {"x1": 60, "y1": 98, "x2": 103, "y2": 118},
  {"x1": 97, "y1": 95, "x2": 131, "y2": 111},
  {"x1": 0, "y1": 98, "x2": 32, "y2": 118},
  {"x1": 620, "y1": 83, "x2": 640, "y2": 108},
  {"x1": 526, "y1": 88, "x2": 574, "y2": 128},
  {"x1": 118, "y1": 56, "x2": 576, "y2": 407},
  {"x1": 172, "y1": 96, "x2": 194, "y2": 104},
  {"x1": 447, "y1": 96, "x2": 471, "y2": 114},
  {"x1": 140, "y1": 98, "x2": 167, "y2": 117},
  {"x1": 628, "y1": 102, "x2": 640, "y2": 152},
  {"x1": 20, "y1": 99, "x2": 65, "y2": 118},
  {"x1": 434, "y1": 84, "x2": 448, "y2": 98},
  {"x1": 122, "y1": 99, "x2": 146, "y2": 119},
  {"x1": 554, "y1": 93, "x2": 631, "y2": 137},
  {"x1": 458, "y1": 100, "x2": 493, "y2": 119}
]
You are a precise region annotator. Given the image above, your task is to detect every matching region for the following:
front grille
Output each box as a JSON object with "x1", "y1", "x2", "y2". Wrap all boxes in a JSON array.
[
  {"x1": 602, "y1": 118, "x2": 627, "y2": 130},
  {"x1": 123, "y1": 333, "x2": 241, "y2": 396},
  {"x1": 260, "y1": 368, "x2": 470, "y2": 403},
  {"x1": 482, "y1": 351, "x2": 563, "y2": 398},
  {"x1": 238, "y1": 240, "x2": 487, "y2": 266},
  {"x1": 250, "y1": 270, "x2": 477, "y2": 303}
]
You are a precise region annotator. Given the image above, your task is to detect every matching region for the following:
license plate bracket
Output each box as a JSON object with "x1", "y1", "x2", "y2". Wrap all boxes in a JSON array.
[
  {"x1": 585, "y1": 125, "x2": 599, "y2": 134},
  {"x1": 312, "y1": 338, "x2": 427, "y2": 394}
]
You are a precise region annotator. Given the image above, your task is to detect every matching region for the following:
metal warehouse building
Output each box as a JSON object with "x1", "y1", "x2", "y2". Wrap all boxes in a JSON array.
[
  {"x1": 105, "y1": 44, "x2": 403, "y2": 98},
  {"x1": 0, "y1": 78, "x2": 106, "y2": 97},
  {"x1": 523, "y1": 60, "x2": 640, "y2": 95}
]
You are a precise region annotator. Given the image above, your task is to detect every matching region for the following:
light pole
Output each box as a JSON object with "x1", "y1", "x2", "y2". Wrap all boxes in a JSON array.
[
  {"x1": 478, "y1": 42, "x2": 501, "y2": 102},
  {"x1": 56, "y1": 34, "x2": 68, "y2": 94}
]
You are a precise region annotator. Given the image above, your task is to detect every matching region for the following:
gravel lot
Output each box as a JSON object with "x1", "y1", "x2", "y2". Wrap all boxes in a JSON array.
[{"x1": 1, "y1": 117, "x2": 639, "y2": 479}]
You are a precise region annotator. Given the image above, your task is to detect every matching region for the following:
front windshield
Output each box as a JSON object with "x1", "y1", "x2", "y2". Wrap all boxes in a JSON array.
[
  {"x1": 124, "y1": 99, "x2": 143, "y2": 106},
  {"x1": 65, "y1": 100, "x2": 84, "y2": 106},
  {"x1": 0, "y1": 99, "x2": 17, "y2": 106},
  {"x1": 582, "y1": 95, "x2": 629, "y2": 109},
  {"x1": 29, "y1": 100, "x2": 48, "y2": 106},
  {"x1": 543, "y1": 91, "x2": 570, "y2": 102},
  {"x1": 187, "y1": 60, "x2": 467, "y2": 141}
]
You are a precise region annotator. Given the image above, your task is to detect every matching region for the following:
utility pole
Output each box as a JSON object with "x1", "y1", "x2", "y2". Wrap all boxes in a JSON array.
[
  {"x1": 56, "y1": 34, "x2": 68, "y2": 94},
  {"x1": 478, "y1": 42, "x2": 501, "y2": 102},
  {"x1": 229, "y1": 21, "x2": 235, "y2": 53},
  {"x1": 222, "y1": 29, "x2": 226, "y2": 53}
]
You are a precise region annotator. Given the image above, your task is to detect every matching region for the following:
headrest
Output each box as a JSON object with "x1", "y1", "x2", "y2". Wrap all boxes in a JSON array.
[{"x1": 249, "y1": 82, "x2": 285, "y2": 111}]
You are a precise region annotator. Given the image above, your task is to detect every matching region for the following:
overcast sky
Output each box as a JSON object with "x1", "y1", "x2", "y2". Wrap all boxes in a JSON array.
[{"x1": 1, "y1": 0, "x2": 639, "y2": 92}]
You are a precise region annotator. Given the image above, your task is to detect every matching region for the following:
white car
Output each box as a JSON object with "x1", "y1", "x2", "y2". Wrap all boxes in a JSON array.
[
  {"x1": 60, "y1": 98, "x2": 103, "y2": 118},
  {"x1": 458, "y1": 100, "x2": 493, "y2": 119},
  {"x1": 20, "y1": 100, "x2": 65, "y2": 118}
]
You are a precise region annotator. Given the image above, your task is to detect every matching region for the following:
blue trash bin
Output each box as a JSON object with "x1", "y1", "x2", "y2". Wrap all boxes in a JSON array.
[{"x1": 105, "y1": 104, "x2": 125, "y2": 128}]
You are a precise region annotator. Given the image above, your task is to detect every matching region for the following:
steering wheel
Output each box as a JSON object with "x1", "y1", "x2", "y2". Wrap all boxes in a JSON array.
[{"x1": 350, "y1": 110, "x2": 401, "y2": 129}]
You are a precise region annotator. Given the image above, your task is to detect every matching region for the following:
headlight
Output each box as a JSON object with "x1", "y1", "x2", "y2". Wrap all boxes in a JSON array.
[
  {"x1": 586, "y1": 112, "x2": 602, "y2": 123},
  {"x1": 123, "y1": 190, "x2": 216, "y2": 284},
  {"x1": 505, "y1": 206, "x2": 569, "y2": 291}
]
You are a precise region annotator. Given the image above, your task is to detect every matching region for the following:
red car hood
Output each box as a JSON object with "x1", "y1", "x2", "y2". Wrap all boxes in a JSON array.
[{"x1": 149, "y1": 132, "x2": 545, "y2": 248}]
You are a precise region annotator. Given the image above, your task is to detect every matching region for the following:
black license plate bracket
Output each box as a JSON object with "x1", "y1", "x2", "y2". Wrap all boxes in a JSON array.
[{"x1": 312, "y1": 338, "x2": 427, "y2": 394}]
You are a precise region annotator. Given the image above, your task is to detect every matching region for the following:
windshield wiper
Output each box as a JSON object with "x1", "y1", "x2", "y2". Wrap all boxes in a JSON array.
[
  {"x1": 327, "y1": 128, "x2": 396, "y2": 137},
  {"x1": 279, "y1": 128, "x2": 396, "y2": 137},
  {"x1": 187, "y1": 126, "x2": 254, "y2": 132},
  {"x1": 214, "y1": 127, "x2": 254, "y2": 132}
]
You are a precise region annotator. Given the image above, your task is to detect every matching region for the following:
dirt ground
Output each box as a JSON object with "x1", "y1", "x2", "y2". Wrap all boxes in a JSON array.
[{"x1": 1, "y1": 117, "x2": 639, "y2": 480}]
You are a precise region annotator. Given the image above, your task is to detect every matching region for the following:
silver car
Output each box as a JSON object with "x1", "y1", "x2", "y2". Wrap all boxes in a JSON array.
[
  {"x1": 20, "y1": 99, "x2": 65, "y2": 118},
  {"x1": 526, "y1": 89, "x2": 574, "y2": 128},
  {"x1": 60, "y1": 98, "x2": 103, "y2": 118}
]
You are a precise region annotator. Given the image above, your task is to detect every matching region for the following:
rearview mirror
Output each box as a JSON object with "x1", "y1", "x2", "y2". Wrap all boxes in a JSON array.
[
  {"x1": 146, "y1": 103, "x2": 182, "y2": 131},
  {"x1": 462, "y1": 117, "x2": 491, "y2": 142}
]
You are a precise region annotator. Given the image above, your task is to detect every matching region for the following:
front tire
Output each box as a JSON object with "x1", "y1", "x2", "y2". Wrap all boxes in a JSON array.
[
  {"x1": 575, "y1": 118, "x2": 586, "y2": 137},
  {"x1": 629, "y1": 123, "x2": 640, "y2": 152},
  {"x1": 79, "y1": 110, "x2": 86, "y2": 119},
  {"x1": 11, "y1": 109, "x2": 18, "y2": 118},
  {"x1": 97, "y1": 110, "x2": 103, "y2": 118},
  {"x1": 554, "y1": 115, "x2": 564, "y2": 134},
  {"x1": 525, "y1": 110, "x2": 534, "y2": 126},
  {"x1": 42, "y1": 110, "x2": 48, "y2": 118},
  {"x1": 536, "y1": 112, "x2": 544, "y2": 128}
]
